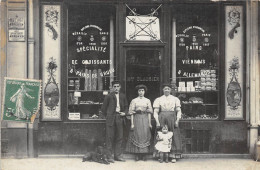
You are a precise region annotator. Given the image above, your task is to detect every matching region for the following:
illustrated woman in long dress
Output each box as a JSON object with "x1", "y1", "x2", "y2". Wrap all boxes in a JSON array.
[{"x1": 10, "y1": 83, "x2": 35, "y2": 120}]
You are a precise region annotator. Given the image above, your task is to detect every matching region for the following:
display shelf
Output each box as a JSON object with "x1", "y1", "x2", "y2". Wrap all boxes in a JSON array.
[
  {"x1": 68, "y1": 76, "x2": 112, "y2": 78},
  {"x1": 182, "y1": 102, "x2": 203, "y2": 105},
  {"x1": 80, "y1": 103, "x2": 103, "y2": 105},
  {"x1": 176, "y1": 90, "x2": 219, "y2": 93},
  {"x1": 67, "y1": 118, "x2": 106, "y2": 122},
  {"x1": 180, "y1": 118, "x2": 219, "y2": 121},
  {"x1": 68, "y1": 104, "x2": 103, "y2": 105},
  {"x1": 128, "y1": 64, "x2": 160, "y2": 68},
  {"x1": 176, "y1": 91, "x2": 203, "y2": 93},
  {"x1": 176, "y1": 77, "x2": 202, "y2": 79},
  {"x1": 201, "y1": 103, "x2": 218, "y2": 106},
  {"x1": 68, "y1": 90, "x2": 109, "y2": 92}
]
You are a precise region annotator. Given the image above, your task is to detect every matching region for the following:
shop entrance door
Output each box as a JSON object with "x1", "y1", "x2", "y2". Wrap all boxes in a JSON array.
[{"x1": 125, "y1": 49, "x2": 161, "y2": 103}]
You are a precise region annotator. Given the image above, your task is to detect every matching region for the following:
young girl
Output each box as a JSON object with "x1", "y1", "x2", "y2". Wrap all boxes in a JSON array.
[{"x1": 155, "y1": 125, "x2": 173, "y2": 163}]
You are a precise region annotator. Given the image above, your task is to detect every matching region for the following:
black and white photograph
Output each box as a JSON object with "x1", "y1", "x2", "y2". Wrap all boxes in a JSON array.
[{"x1": 0, "y1": 0, "x2": 260, "y2": 169}]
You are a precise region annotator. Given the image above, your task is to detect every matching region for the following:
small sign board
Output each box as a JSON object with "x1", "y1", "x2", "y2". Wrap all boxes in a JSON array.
[
  {"x1": 68, "y1": 112, "x2": 81, "y2": 120},
  {"x1": 1, "y1": 78, "x2": 42, "y2": 123},
  {"x1": 8, "y1": 10, "x2": 26, "y2": 42},
  {"x1": 8, "y1": 30, "x2": 25, "y2": 42}
]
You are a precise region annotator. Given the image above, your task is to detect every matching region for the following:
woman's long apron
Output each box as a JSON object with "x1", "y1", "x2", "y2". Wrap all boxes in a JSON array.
[
  {"x1": 154, "y1": 111, "x2": 182, "y2": 158},
  {"x1": 125, "y1": 111, "x2": 151, "y2": 153}
]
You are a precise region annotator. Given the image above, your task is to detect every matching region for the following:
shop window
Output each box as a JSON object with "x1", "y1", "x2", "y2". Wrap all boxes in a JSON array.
[
  {"x1": 173, "y1": 4, "x2": 219, "y2": 120},
  {"x1": 67, "y1": 5, "x2": 115, "y2": 120},
  {"x1": 125, "y1": 4, "x2": 161, "y2": 41}
]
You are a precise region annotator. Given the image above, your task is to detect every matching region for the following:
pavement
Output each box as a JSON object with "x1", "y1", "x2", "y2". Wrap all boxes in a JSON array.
[{"x1": 1, "y1": 157, "x2": 260, "y2": 170}]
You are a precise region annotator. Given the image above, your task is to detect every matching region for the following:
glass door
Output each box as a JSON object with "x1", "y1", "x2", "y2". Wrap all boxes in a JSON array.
[{"x1": 126, "y1": 49, "x2": 161, "y2": 103}]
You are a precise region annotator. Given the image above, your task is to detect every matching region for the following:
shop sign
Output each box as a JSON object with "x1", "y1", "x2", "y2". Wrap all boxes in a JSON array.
[
  {"x1": 8, "y1": 12, "x2": 25, "y2": 29},
  {"x1": 68, "y1": 112, "x2": 80, "y2": 120},
  {"x1": 176, "y1": 26, "x2": 211, "y2": 51},
  {"x1": 8, "y1": 30, "x2": 25, "y2": 41},
  {"x1": 69, "y1": 24, "x2": 112, "y2": 78},
  {"x1": 1, "y1": 78, "x2": 42, "y2": 123},
  {"x1": 176, "y1": 25, "x2": 214, "y2": 78},
  {"x1": 126, "y1": 16, "x2": 160, "y2": 41},
  {"x1": 8, "y1": 10, "x2": 25, "y2": 42},
  {"x1": 125, "y1": 4, "x2": 161, "y2": 41}
]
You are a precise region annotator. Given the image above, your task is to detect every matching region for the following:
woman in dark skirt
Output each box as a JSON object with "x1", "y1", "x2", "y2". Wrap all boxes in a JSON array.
[
  {"x1": 153, "y1": 84, "x2": 182, "y2": 163},
  {"x1": 125, "y1": 84, "x2": 153, "y2": 161}
]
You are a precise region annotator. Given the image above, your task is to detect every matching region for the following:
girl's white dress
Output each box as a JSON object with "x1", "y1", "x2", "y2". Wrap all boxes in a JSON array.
[{"x1": 155, "y1": 131, "x2": 173, "y2": 152}]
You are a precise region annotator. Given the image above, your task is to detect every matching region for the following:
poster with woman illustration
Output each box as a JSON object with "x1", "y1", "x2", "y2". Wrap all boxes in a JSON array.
[{"x1": 1, "y1": 78, "x2": 42, "y2": 123}]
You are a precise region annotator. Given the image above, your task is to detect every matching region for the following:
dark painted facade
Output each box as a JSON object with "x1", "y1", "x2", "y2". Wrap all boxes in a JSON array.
[{"x1": 1, "y1": 0, "x2": 259, "y2": 158}]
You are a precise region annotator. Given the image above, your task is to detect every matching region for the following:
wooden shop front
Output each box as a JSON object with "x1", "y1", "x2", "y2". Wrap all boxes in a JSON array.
[{"x1": 37, "y1": 0, "x2": 248, "y2": 156}]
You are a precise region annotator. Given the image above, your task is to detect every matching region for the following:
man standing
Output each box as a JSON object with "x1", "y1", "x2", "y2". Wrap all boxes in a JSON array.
[{"x1": 101, "y1": 80, "x2": 128, "y2": 162}]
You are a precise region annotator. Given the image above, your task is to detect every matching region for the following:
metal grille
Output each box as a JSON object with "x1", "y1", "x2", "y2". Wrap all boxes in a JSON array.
[{"x1": 184, "y1": 130, "x2": 210, "y2": 153}]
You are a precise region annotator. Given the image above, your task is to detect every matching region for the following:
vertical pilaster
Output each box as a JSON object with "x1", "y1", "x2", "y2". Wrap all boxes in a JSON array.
[
  {"x1": 28, "y1": 0, "x2": 34, "y2": 79},
  {"x1": 247, "y1": 0, "x2": 259, "y2": 155},
  {"x1": 171, "y1": 18, "x2": 176, "y2": 84},
  {"x1": 110, "y1": 16, "x2": 114, "y2": 84}
]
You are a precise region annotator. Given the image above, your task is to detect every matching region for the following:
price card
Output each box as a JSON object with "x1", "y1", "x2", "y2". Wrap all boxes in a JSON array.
[
  {"x1": 103, "y1": 91, "x2": 109, "y2": 95},
  {"x1": 187, "y1": 81, "x2": 194, "y2": 87},
  {"x1": 69, "y1": 112, "x2": 81, "y2": 120},
  {"x1": 74, "y1": 91, "x2": 81, "y2": 97},
  {"x1": 179, "y1": 81, "x2": 185, "y2": 87}
]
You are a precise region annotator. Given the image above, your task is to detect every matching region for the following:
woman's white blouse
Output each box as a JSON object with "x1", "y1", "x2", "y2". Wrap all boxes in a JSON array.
[
  {"x1": 129, "y1": 97, "x2": 153, "y2": 115},
  {"x1": 153, "y1": 95, "x2": 181, "y2": 119}
]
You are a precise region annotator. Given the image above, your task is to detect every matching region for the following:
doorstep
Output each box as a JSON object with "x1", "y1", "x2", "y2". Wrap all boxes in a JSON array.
[{"x1": 38, "y1": 154, "x2": 251, "y2": 159}]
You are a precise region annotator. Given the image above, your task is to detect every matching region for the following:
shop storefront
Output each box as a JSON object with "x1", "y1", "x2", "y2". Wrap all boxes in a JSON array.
[{"x1": 1, "y1": 0, "x2": 259, "y2": 158}]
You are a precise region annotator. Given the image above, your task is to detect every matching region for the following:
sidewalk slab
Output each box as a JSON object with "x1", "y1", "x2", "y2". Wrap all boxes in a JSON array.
[{"x1": 1, "y1": 158, "x2": 260, "y2": 170}]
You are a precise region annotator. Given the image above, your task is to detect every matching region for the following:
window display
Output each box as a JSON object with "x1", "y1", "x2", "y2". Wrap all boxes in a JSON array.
[
  {"x1": 173, "y1": 4, "x2": 219, "y2": 120},
  {"x1": 67, "y1": 5, "x2": 115, "y2": 120}
]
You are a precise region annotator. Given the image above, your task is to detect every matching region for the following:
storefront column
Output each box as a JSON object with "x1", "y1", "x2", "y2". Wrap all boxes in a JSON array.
[
  {"x1": 171, "y1": 18, "x2": 176, "y2": 84},
  {"x1": 110, "y1": 16, "x2": 114, "y2": 84},
  {"x1": 27, "y1": 0, "x2": 34, "y2": 157},
  {"x1": 28, "y1": 0, "x2": 34, "y2": 78},
  {"x1": 246, "y1": 0, "x2": 259, "y2": 155}
]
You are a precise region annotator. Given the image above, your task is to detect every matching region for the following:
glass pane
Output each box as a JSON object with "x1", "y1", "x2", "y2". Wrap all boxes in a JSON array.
[
  {"x1": 67, "y1": 5, "x2": 114, "y2": 120},
  {"x1": 126, "y1": 50, "x2": 161, "y2": 103},
  {"x1": 173, "y1": 4, "x2": 219, "y2": 120}
]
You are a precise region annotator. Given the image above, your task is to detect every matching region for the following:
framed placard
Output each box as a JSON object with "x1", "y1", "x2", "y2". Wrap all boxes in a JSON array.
[
  {"x1": 8, "y1": 10, "x2": 25, "y2": 41},
  {"x1": 42, "y1": 5, "x2": 61, "y2": 121},
  {"x1": 225, "y1": 6, "x2": 244, "y2": 120},
  {"x1": 125, "y1": 4, "x2": 161, "y2": 41},
  {"x1": 1, "y1": 78, "x2": 42, "y2": 123}
]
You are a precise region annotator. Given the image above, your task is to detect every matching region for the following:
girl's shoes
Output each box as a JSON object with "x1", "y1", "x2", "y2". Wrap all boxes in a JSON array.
[
  {"x1": 171, "y1": 159, "x2": 176, "y2": 163},
  {"x1": 159, "y1": 153, "x2": 163, "y2": 163},
  {"x1": 135, "y1": 155, "x2": 139, "y2": 161},
  {"x1": 142, "y1": 155, "x2": 147, "y2": 161}
]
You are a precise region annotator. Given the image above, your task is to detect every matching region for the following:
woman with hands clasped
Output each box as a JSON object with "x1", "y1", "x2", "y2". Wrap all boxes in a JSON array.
[{"x1": 125, "y1": 84, "x2": 153, "y2": 161}]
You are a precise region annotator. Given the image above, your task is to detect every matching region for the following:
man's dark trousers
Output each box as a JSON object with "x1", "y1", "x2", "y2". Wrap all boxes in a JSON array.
[{"x1": 106, "y1": 114, "x2": 124, "y2": 158}]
